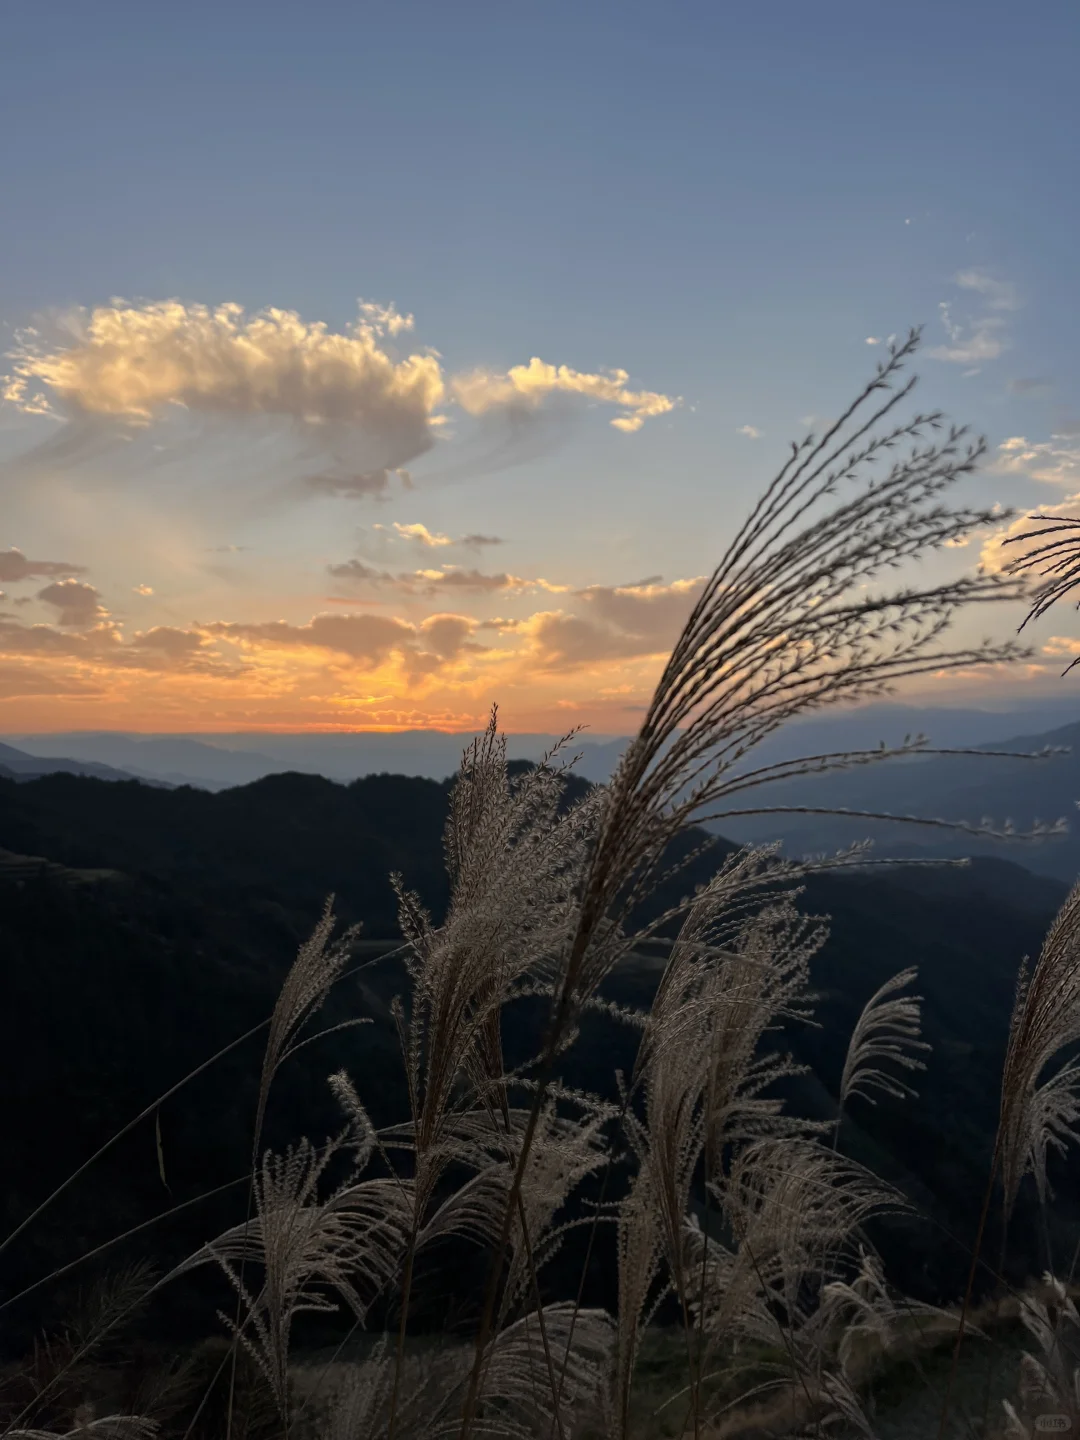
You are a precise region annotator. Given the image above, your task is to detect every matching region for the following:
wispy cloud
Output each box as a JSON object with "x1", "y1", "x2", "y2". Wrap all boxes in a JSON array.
[
  {"x1": 989, "y1": 435, "x2": 1080, "y2": 487},
  {"x1": 327, "y1": 556, "x2": 566, "y2": 597},
  {"x1": 927, "y1": 269, "x2": 1018, "y2": 366},
  {"x1": 736, "y1": 424, "x2": 762, "y2": 439},
  {"x1": 928, "y1": 308, "x2": 1007, "y2": 365},
  {"x1": 1007, "y1": 377, "x2": 1053, "y2": 395},
  {"x1": 954, "y1": 269, "x2": 1019, "y2": 311}
]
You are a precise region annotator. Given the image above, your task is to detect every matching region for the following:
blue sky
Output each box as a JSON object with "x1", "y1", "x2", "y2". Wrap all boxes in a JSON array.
[{"x1": 1, "y1": 0, "x2": 1077, "y2": 731}]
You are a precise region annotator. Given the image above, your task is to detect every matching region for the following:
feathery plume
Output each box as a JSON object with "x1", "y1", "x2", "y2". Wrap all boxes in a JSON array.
[{"x1": 834, "y1": 967, "x2": 930, "y2": 1145}]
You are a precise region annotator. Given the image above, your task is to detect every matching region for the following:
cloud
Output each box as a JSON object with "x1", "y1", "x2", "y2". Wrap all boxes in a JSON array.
[
  {"x1": 865, "y1": 337, "x2": 882, "y2": 346},
  {"x1": 133, "y1": 583, "x2": 154, "y2": 595},
  {"x1": 5, "y1": 299, "x2": 444, "y2": 429},
  {"x1": 927, "y1": 270, "x2": 1018, "y2": 366},
  {"x1": 326, "y1": 559, "x2": 387, "y2": 585},
  {"x1": 736, "y1": 424, "x2": 762, "y2": 439},
  {"x1": 954, "y1": 269, "x2": 1019, "y2": 311},
  {"x1": 927, "y1": 307, "x2": 1007, "y2": 365},
  {"x1": 303, "y1": 468, "x2": 410, "y2": 500},
  {"x1": 988, "y1": 435, "x2": 1080, "y2": 487},
  {"x1": 524, "y1": 576, "x2": 705, "y2": 667},
  {"x1": 451, "y1": 356, "x2": 678, "y2": 433},
  {"x1": 0, "y1": 547, "x2": 85, "y2": 583},
  {"x1": 1008, "y1": 377, "x2": 1053, "y2": 396},
  {"x1": 327, "y1": 556, "x2": 558, "y2": 598},
  {"x1": 1042, "y1": 637, "x2": 1080, "y2": 660},
  {"x1": 36, "y1": 578, "x2": 107, "y2": 627},
  {"x1": 205, "y1": 609, "x2": 482, "y2": 671},
  {"x1": 127, "y1": 625, "x2": 210, "y2": 657},
  {"x1": 4, "y1": 299, "x2": 676, "y2": 500},
  {"x1": 0, "y1": 663, "x2": 104, "y2": 699},
  {"x1": 0, "y1": 612, "x2": 232, "y2": 674},
  {"x1": 417, "y1": 568, "x2": 524, "y2": 594},
  {"x1": 372, "y1": 523, "x2": 505, "y2": 550},
  {"x1": 392, "y1": 522, "x2": 454, "y2": 547},
  {"x1": 980, "y1": 490, "x2": 1080, "y2": 574}
]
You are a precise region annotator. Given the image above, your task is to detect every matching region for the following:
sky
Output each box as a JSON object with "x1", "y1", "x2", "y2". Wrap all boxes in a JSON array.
[{"x1": 1, "y1": 0, "x2": 1078, "y2": 735}]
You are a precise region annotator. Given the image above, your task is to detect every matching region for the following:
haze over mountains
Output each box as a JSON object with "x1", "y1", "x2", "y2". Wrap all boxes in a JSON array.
[
  {"x1": 5, "y1": 699, "x2": 1080, "y2": 882},
  {"x1": 8, "y1": 695, "x2": 1080, "y2": 788}
]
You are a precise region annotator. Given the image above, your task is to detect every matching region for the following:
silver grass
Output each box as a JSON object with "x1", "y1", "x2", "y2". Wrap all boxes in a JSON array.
[
  {"x1": 255, "y1": 900, "x2": 361, "y2": 1151},
  {"x1": 626, "y1": 892, "x2": 824, "y2": 1312},
  {"x1": 1000, "y1": 878, "x2": 1080, "y2": 1218},
  {"x1": 1006, "y1": 512, "x2": 1080, "y2": 649},
  {"x1": 1002, "y1": 1276, "x2": 1080, "y2": 1438},
  {"x1": 942, "y1": 884, "x2": 1080, "y2": 1440},
  {"x1": 605, "y1": 861, "x2": 826, "y2": 1438},
  {"x1": 834, "y1": 967, "x2": 930, "y2": 1144},
  {"x1": 171, "y1": 1137, "x2": 412, "y2": 1419},
  {"x1": 391, "y1": 719, "x2": 602, "y2": 1220},
  {"x1": 811, "y1": 1247, "x2": 954, "y2": 1377},
  {"x1": 688, "y1": 1140, "x2": 902, "y2": 1349},
  {"x1": 320, "y1": 1306, "x2": 612, "y2": 1440},
  {"x1": 553, "y1": 329, "x2": 1029, "y2": 1019},
  {"x1": 464, "y1": 331, "x2": 1031, "y2": 1434}
]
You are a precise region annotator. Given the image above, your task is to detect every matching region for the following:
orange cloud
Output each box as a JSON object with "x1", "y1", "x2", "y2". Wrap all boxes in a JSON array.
[{"x1": 205, "y1": 609, "x2": 484, "y2": 674}]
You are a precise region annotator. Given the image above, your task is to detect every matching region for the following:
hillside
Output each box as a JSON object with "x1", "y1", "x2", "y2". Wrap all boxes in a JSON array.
[{"x1": 0, "y1": 761, "x2": 1073, "y2": 1351}]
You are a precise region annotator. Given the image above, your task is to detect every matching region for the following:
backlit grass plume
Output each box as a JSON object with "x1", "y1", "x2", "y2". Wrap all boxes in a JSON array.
[
  {"x1": 1006, "y1": 512, "x2": 1080, "y2": 650},
  {"x1": 834, "y1": 967, "x2": 930, "y2": 1146},
  {"x1": 461, "y1": 327, "x2": 1031, "y2": 1435}
]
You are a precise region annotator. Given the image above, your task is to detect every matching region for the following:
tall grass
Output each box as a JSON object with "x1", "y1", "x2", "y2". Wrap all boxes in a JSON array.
[{"x1": 9, "y1": 330, "x2": 1080, "y2": 1440}]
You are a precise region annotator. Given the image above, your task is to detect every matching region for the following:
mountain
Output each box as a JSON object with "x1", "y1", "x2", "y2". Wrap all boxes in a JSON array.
[
  {"x1": 712, "y1": 719, "x2": 1080, "y2": 882},
  {"x1": 7, "y1": 697, "x2": 1080, "y2": 789},
  {"x1": 0, "y1": 761, "x2": 1073, "y2": 1349},
  {"x1": 0, "y1": 740, "x2": 165, "y2": 786}
]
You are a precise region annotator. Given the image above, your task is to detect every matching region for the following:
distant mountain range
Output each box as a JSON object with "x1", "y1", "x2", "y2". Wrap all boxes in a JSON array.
[
  {"x1": 712, "y1": 718, "x2": 1080, "y2": 883},
  {"x1": 0, "y1": 740, "x2": 166, "y2": 786},
  {"x1": 6, "y1": 696, "x2": 1080, "y2": 791}
]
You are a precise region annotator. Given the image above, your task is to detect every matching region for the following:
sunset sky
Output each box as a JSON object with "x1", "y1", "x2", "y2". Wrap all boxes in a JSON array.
[{"x1": 2, "y1": 0, "x2": 1078, "y2": 734}]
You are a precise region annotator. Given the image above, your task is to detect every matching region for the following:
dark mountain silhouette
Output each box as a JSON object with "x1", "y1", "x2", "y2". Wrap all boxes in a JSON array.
[{"x1": 0, "y1": 764, "x2": 1073, "y2": 1351}]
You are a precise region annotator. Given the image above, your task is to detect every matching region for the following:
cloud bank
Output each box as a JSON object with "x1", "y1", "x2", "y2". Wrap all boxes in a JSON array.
[{"x1": 3, "y1": 299, "x2": 678, "y2": 496}]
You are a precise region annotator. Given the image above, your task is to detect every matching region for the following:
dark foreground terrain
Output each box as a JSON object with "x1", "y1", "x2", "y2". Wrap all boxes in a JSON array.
[{"x1": 0, "y1": 764, "x2": 1071, "y2": 1354}]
